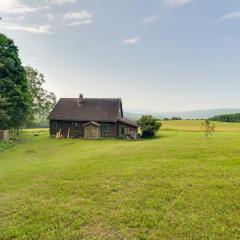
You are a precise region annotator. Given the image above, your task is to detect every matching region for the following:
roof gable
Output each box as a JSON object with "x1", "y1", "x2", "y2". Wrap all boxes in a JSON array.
[
  {"x1": 83, "y1": 121, "x2": 100, "y2": 127},
  {"x1": 48, "y1": 98, "x2": 123, "y2": 122}
]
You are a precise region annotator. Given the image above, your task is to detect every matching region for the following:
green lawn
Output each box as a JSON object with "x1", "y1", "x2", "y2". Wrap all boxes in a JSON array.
[
  {"x1": 0, "y1": 127, "x2": 240, "y2": 239},
  {"x1": 161, "y1": 120, "x2": 240, "y2": 132}
]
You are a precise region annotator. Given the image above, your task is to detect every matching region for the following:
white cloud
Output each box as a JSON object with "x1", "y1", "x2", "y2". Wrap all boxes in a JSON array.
[
  {"x1": 121, "y1": 37, "x2": 140, "y2": 45},
  {"x1": 142, "y1": 15, "x2": 158, "y2": 24},
  {"x1": 63, "y1": 11, "x2": 93, "y2": 26},
  {"x1": 218, "y1": 12, "x2": 240, "y2": 23},
  {"x1": 4, "y1": 23, "x2": 51, "y2": 34},
  {"x1": 163, "y1": 0, "x2": 194, "y2": 8},
  {"x1": 0, "y1": 0, "x2": 45, "y2": 14},
  {"x1": 48, "y1": 0, "x2": 77, "y2": 4},
  {"x1": 16, "y1": 15, "x2": 25, "y2": 21},
  {"x1": 46, "y1": 13, "x2": 55, "y2": 21},
  {"x1": 0, "y1": 0, "x2": 76, "y2": 15}
]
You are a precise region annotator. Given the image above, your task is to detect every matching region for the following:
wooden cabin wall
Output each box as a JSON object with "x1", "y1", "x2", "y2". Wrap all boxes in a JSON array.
[
  {"x1": 116, "y1": 122, "x2": 138, "y2": 138},
  {"x1": 50, "y1": 121, "x2": 117, "y2": 138},
  {"x1": 50, "y1": 121, "x2": 88, "y2": 138},
  {"x1": 101, "y1": 123, "x2": 116, "y2": 138}
]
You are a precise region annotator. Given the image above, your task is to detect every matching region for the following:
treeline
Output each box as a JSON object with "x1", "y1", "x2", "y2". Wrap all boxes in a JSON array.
[
  {"x1": 162, "y1": 117, "x2": 182, "y2": 121},
  {"x1": 0, "y1": 33, "x2": 56, "y2": 133},
  {"x1": 210, "y1": 113, "x2": 240, "y2": 123}
]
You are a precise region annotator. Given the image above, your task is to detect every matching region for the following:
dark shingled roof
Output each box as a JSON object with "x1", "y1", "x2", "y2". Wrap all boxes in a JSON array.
[
  {"x1": 117, "y1": 117, "x2": 138, "y2": 127},
  {"x1": 48, "y1": 98, "x2": 123, "y2": 122}
]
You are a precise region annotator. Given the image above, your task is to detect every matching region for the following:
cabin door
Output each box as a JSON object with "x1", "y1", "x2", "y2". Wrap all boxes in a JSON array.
[
  {"x1": 119, "y1": 126, "x2": 126, "y2": 138},
  {"x1": 84, "y1": 126, "x2": 100, "y2": 139}
]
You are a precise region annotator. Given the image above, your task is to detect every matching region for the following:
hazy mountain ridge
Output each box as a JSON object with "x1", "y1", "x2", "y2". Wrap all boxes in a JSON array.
[{"x1": 124, "y1": 108, "x2": 240, "y2": 121}]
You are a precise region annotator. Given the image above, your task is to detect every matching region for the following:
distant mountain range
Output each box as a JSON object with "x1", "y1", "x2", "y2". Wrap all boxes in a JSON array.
[{"x1": 124, "y1": 108, "x2": 240, "y2": 120}]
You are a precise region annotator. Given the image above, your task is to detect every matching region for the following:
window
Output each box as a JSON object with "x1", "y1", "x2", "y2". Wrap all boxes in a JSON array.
[
  {"x1": 53, "y1": 121, "x2": 57, "y2": 129},
  {"x1": 101, "y1": 124, "x2": 109, "y2": 133}
]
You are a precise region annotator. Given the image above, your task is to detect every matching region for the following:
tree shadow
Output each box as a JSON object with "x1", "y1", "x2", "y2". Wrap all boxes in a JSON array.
[{"x1": 140, "y1": 134, "x2": 170, "y2": 141}]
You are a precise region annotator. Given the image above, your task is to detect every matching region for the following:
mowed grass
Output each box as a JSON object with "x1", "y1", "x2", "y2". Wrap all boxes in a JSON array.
[
  {"x1": 0, "y1": 127, "x2": 240, "y2": 239},
  {"x1": 161, "y1": 120, "x2": 240, "y2": 132}
]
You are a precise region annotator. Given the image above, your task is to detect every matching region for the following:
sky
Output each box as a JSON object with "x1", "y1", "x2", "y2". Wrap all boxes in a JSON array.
[{"x1": 0, "y1": 0, "x2": 240, "y2": 112}]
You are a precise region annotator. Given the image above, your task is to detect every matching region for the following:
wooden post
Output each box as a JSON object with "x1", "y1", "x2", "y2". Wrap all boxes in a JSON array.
[
  {"x1": 0, "y1": 130, "x2": 9, "y2": 141},
  {"x1": 59, "y1": 129, "x2": 62, "y2": 138},
  {"x1": 67, "y1": 128, "x2": 70, "y2": 138}
]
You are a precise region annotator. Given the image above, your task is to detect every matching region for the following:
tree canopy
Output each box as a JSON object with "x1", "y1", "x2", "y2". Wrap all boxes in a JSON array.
[
  {"x1": 25, "y1": 66, "x2": 56, "y2": 122},
  {"x1": 210, "y1": 113, "x2": 240, "y2": 123},
  {"x1": 0, "y1": 95, "x2": 10, "y2": 130},
  {"x1": 0, "y1": 33, "x2": 32, "y2": 131},
  {"x1": 0, "y1": 33, "x2": 56, "y2": 131}
]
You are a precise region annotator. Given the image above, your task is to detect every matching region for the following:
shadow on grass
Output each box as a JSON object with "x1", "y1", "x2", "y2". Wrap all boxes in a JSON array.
[{"x1": 140, "y1": 134, "x2": 170, "y2": 141}]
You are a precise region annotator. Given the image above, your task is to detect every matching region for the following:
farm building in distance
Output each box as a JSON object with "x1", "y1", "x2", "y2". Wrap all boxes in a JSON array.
[{"x1": 48, "y1": 94, "x2": 138, "y2": 139}]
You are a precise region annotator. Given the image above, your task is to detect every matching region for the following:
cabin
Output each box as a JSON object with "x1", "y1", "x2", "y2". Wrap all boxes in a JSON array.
[{"x1": 48, "y1": 94, "x2": 138, "y2": 139}]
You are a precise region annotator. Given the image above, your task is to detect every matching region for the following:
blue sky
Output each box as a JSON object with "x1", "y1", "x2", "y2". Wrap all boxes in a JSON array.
[{"x1": 0, "y1": 0, "x2": 240, "y2": 112}]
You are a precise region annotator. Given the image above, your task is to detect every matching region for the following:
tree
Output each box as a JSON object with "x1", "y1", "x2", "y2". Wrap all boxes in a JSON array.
[
  {"x1": 202, "y1": 119, "x2": 215, "y2": 139},
  {"x1": 0, "y1": 95, "x2": 10, "y2": 129},
  {"x1": 137, "y1": 115, "x2": 161, "y2": 138},
  {"x1": 25, "y1": 66, "x2": 56, "y2": 124},
  {"x1": 171, "y1": 117, "x2": 182, "y2": 120},
  {"x1": 0, "y1": 33, "x2": 32, "y2": 132},
  {"x1": 210, "y1": 113, "x2": 240, "y2": 123}
]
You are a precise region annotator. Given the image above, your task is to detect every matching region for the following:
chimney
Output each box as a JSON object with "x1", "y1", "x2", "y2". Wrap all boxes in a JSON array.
[{"x1": 78, "y1": 94, "x2": 83, "y2": 104}]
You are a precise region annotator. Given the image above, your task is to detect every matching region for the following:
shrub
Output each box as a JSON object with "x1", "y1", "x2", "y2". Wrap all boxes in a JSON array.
[
  {"x1": 137, "y1": 115, "x2": 161, "y2": 138},
  {"x1": 0, "y1": 140, "x2": 15, "y2": 151}
]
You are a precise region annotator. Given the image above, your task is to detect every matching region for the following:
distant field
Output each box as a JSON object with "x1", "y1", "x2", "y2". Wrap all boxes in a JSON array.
[
  {"x1": 1, "y1": 129, "x2": 240, "y2": 239},
  {"x1": 161, "y1": 120, "x2": 240, "y2": 132}
]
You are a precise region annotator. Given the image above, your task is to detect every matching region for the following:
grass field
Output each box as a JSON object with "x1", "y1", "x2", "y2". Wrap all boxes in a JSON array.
[
  {"x1": 1, "y1": 124, "x2": 240, "y2": 239},
  {"x1": 161, "y1": 120, "x2": 240, "y2": 132}
]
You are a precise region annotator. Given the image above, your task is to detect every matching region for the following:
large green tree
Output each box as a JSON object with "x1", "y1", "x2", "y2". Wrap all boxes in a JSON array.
[
  {"x1": 0, "y1": 33, "x2": 32, "y2": 131},
  {"x1": 0, "y1": 95, "x2": 10, "y2": 130},
  {"x1": 25, "y1": 66, "x2": 56, "y2": 124}
]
